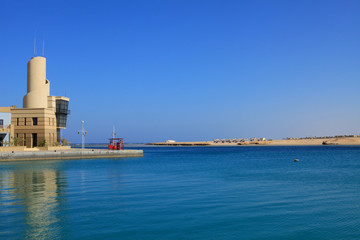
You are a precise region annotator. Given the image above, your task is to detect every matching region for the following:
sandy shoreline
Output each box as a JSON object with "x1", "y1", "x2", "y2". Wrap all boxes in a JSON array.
[{"x1": 148, "y1": 137, "x2": 360, "y2": 146}]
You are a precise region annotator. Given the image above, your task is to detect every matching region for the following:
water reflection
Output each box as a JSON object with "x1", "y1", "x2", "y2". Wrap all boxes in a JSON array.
[{"x1": 1, "y1": 164, "x2": 66, "y2": 239}]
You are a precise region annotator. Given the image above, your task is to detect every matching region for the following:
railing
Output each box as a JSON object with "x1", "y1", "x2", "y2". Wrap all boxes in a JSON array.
[
  {"x1": 0, "y1": 125, "x2": 10, "y2": 132},
  {"x1": 56, "y1": 109, "x2": 71, "y2": 115}
]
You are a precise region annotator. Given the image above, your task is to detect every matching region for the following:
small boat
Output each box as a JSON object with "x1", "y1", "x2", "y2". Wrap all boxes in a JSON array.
[{"x1": 294, "y1": 158, "x2": 299, "y2": 162}]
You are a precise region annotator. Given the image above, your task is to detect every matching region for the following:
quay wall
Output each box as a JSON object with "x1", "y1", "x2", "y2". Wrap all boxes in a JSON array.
[{"x1": 0, "y1": 149, "x2": 143, "y2": 162}]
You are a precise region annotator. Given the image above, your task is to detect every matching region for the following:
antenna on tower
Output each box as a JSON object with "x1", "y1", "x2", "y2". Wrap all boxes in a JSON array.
[
  {"x1": 34, "y1": 29, "x2": 38, "y2": 56},
  {"x1": 34, "y1": 37, "x2": 36, "y2": 57},
  {"x1": 112, "y1": 126, "x2": 116, "y2": 139}
]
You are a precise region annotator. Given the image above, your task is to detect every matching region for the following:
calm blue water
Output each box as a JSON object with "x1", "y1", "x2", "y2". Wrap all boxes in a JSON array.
[{"x1": 1, "y1": 146, "x2": 360, "y2": 240}]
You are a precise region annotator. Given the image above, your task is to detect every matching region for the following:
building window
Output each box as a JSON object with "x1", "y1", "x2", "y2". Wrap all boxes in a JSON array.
[
  {"x1": 0, "y1": 119, "x2": 3, "y2": 127},
  {"x1": 24, "y1": 118, "x2": 27, "y2": 126},
  {"x1": 56, "y1": 99, "x2": 69, "y2": 128},
  {"x1": 33, "y1": 118, "x2": 38, "y2": 126},
  {"x1": 17, "y1": 118, "x2": 19, "y2": 126}
]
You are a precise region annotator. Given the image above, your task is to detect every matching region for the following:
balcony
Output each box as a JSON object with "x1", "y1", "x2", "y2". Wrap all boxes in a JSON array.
[
  {"x1": 56, "y1": 109, "x2": 71, "y2": 115},
  {"x1": 0, "y1": 125, "x2": 11, "y2": 133}
]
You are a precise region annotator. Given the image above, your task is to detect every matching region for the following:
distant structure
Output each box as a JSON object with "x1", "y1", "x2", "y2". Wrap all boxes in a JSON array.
[
  {"x1": 165, "y1": 140, "x2": 176, "y2": 143},
  {"x1": 212, "y1": 137, "x2": 263, "y2": 144},
  {"x1": 0, "y1": 55, "x2": 69, "y2": 148},
  {"x1": 78, "y1": 120, "x2": 87, "y2": 149},
  {"x1": 0, "y1": 107, "x2": 15, "y2": 146}
]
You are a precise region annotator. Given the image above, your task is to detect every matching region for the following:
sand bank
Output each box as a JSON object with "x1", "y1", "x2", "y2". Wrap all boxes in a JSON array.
[{"x1": 148, "y1": 137, "x2": 360, "y2": 146}]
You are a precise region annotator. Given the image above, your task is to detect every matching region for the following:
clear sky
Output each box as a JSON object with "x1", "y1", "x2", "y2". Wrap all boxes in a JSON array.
[{"x1": 1, "y1": 0, "x2": 359, "y2": 143}]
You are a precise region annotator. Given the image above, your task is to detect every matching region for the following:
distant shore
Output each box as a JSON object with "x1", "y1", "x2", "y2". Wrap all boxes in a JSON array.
[{"x1": 147, "y1": 137, "x2": 360, "y2": 146}]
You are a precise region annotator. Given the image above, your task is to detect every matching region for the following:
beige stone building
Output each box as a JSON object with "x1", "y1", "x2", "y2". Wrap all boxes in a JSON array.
[{"x1": 1, "y1": 56, "x2": 69, "y2": 148}]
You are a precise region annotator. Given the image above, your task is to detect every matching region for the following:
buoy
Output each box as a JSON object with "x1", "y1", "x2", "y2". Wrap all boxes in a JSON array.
[{"x1": 294, "y1": 158, "x2": 299, "y2": 162}]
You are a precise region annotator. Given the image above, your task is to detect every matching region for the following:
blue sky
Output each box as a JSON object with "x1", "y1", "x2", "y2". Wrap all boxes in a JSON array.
[{"x1": 1, "y1": 0, "x2": 359, "y2": 143}]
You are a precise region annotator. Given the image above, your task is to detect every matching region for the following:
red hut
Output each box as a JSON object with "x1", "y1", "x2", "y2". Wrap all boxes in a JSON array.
[{"x1": 108, "y1": 138, "x2": 124, "y2": 150}]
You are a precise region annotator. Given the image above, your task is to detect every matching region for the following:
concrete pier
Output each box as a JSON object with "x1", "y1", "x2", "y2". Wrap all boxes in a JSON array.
[{"x1": 0, "y1": 149, "x2": 143, "y2": 162}]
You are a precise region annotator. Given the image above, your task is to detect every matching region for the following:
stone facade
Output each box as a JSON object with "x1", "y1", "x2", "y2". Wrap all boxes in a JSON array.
[{"x1": 1, "y1": 56, "x2": 69, "y2": 148}]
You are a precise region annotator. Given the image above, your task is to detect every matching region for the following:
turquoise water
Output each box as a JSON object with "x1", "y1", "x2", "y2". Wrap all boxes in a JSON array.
[{"x1": 1, "y1": 146, "x2": 360, "y2": 239}]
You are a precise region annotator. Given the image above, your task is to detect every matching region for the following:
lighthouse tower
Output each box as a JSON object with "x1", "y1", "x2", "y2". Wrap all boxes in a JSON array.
[
  {"x1": 23, "y1": 57, "x2": 50, "y2": 108},
  {"x1": 9, "y1": 54, "x2": 70, "y2": 148}
]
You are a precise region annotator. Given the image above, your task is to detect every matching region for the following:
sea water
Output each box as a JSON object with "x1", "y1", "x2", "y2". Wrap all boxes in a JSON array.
[{"x1": 0, "y1": 146, "x2": 360, "y2": 240}]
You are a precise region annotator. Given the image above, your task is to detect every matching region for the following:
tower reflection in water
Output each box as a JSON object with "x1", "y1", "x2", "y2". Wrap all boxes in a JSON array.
[{"x1": 5, "y1": 166, "x2": 67, "y2": 239}]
